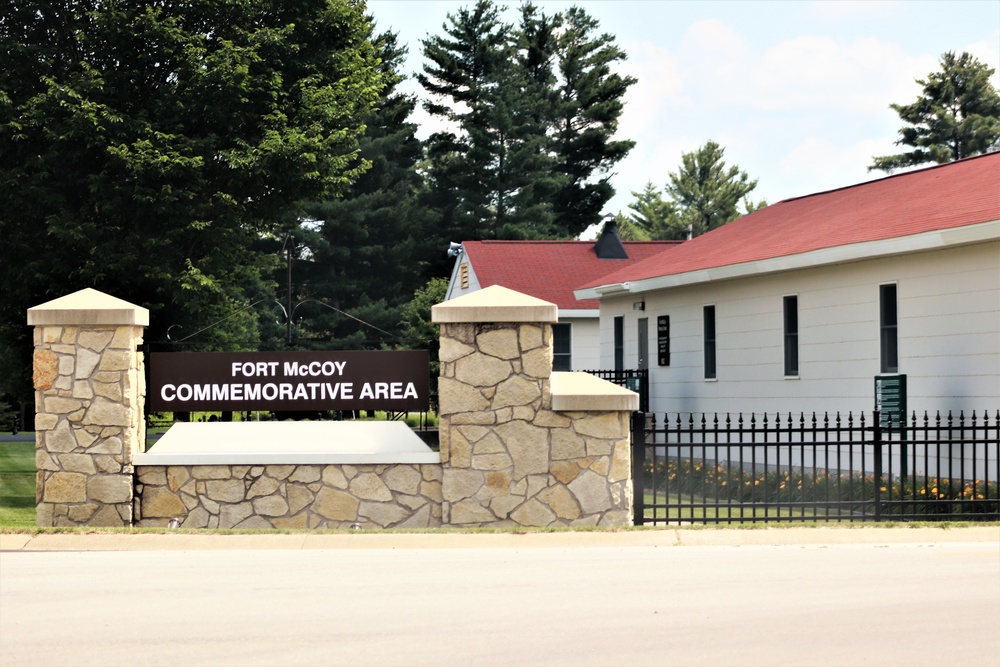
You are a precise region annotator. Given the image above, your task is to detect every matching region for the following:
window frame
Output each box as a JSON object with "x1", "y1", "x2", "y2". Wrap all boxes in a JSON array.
[
  {"x1": 613, "y1": 316, "x2": 624, "y2": 371},
  {"x1": 552, "y1": 322, "x2": 572, "y2": 372},
  {"x1": 880, "y1": 283, "x2": 898, "y2": 373},
  {"x1": 783, "y1": 295, "x2": 799, "y2": 378},
  {"x1": 703, "y1": 305, "x2": 716, "y2": 380}
]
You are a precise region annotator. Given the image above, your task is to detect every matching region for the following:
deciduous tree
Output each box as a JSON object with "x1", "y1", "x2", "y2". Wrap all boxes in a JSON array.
[{"x1": 0, "y1": 0, "x2": 382, "y2": 399}]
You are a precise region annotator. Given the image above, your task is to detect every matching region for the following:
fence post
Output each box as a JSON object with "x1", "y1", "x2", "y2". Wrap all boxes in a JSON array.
[
  {"x1": 873, "y1": 410, "x2": 882, "y2": 520},
  {"x1": 631, "y1": 411, "x2": 646, "y2": 526}
]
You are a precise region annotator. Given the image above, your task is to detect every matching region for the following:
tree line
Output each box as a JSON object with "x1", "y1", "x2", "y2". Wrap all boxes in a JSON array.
[{"x1": 1, "y1": 0, "x2": 997, "y2": 409}]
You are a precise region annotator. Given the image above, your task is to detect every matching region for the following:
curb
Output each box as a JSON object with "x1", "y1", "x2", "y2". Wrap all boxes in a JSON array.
[{"x1": 2, "y1": 526, "x2": 997, "y2": 552}]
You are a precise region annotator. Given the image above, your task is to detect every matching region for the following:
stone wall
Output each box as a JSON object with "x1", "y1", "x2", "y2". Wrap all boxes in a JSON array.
[
  {"x1": 437, "y1": 321, "x2": 632, "y2": 527},
  {"x1": 28, "y1": 289, "x2": 147, "y2": 527},
  {"x1": 433, "y1": 286, "x2": 634, "y2": 528},
  {"x1": 29, "y1": 286, "x2": 635, "y2": 529},
  {"x1": 135, "y1": 463, "x2": 442, "y2": 529}
]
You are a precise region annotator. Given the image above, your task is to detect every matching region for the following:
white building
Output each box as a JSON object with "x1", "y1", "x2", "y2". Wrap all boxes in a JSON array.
[
  {"x1": 445, "y1": 225, "x2": 680, "y2": 371},
  {"x1": 575, "y1": 153, "x2": 1000, "y2": 416}
]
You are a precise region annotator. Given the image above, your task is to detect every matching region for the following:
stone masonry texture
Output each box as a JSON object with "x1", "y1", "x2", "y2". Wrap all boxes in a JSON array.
[
  {"x1": 135, "y1": 464, "x2": 443, "y2": 529},
  {"x1": 438, "y1": 322, "x2": 632, "y2": 527},
  {"x1": 30, "y1": 293, "x2": 632, "y2": 529},
  {"x1": 33, "y1": 325, "x2": 145, "y2": 526}
]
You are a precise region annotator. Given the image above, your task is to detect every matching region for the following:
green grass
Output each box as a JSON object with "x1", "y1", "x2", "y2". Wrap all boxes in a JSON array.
[
  {"x1": 643, "y1": 492, "x2": 829, "y2": 522},
  {"x1": 0, "y1": 441, "x2": 35, "y2": 528}
]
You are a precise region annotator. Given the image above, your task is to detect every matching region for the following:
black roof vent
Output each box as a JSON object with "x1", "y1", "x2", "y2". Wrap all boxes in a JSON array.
[{"x1": 594, "y1": 215, "x2": 629, "y2": 259}]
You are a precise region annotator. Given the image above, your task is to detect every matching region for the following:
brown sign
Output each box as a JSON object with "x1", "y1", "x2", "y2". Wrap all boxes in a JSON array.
[{"x1": 150, "y1": 351, "x2": 429, "y2": 412}]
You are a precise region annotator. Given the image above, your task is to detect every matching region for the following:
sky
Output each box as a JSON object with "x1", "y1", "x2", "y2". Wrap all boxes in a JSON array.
[{"x1": 367, "y1": 0, "x2": 1000, "y2": 225}]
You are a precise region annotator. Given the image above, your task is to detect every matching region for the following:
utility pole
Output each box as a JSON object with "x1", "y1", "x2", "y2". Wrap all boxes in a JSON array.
[{"x1": 286, "y1": 234, "x2": 293, "y2": 345}]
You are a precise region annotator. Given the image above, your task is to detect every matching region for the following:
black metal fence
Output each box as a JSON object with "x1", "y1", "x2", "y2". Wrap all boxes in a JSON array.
[
  {"x1": 583, "y1": 369, "x2": 648, "y2": 411},
  {"x1": 631, "y1": 410, "x2": 1000, "y2": 525}
]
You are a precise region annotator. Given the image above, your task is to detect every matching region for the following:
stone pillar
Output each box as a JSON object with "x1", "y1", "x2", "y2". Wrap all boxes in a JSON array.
[
  {"x1": 28, "y1": 289, "x2": 148, "y2": 527},
  {"x1": 432, "y1": 285, "x2": 636, "y2": 527}
]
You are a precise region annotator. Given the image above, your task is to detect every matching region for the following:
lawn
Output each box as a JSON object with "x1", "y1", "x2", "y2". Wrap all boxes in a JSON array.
[
  {"x1": 0, "y1": 441, "x2": 35, "y2": 528},
  {"x1": 643, "y1": 492, "x2": 829, "y2": 523}
]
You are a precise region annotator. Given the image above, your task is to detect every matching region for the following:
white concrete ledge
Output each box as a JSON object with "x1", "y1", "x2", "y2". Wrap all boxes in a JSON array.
[
  {"x1": 550, "y1": 372, "x2": 639, "y2": 412},
  {"x1": 433, "y1": 285, "x2": 558, "y2": 323},
  {"x1": 27, "y1": 288, "x2": 149, "y2": 326},
  {"x1": 134, "y1": 421, "x2": 440, "y2": 466}
]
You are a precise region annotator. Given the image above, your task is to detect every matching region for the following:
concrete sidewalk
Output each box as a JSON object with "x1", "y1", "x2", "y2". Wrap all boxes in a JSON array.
[{"x1": 2, "y1": 525, "x2": 996, "y2": 551}]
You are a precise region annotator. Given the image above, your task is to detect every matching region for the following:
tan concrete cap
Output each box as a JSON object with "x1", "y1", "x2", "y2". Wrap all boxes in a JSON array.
[
  {"x1": 550, "y1": 371, "x2": 639, "y2": 412},
  {"x1": 27, "y1": 288, "x2": 150, "y2": 326},
  {"x1": 432, "y1": 285, "x2": 558, "y2": 323}
]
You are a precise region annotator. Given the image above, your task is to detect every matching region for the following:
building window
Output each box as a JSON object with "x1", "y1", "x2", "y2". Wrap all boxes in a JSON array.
[
  {"x1": 552, "y1": 323, "x2": 571, "y2": 371},
  {"x1": 637, "y1": 317, "x2": 648, "y2": 370},
  {"x1": 614, "y1": 316, "x2": 624, "y2": 370},
  {"x1": 459, "y1": 263, "x2": 469, "y2": 289},
  {"x1": 880, "y1": 284, "x2": 898, "y2": 373},
  {"x1": 703, "y1": 305, "x2": 716, "y2": 379},
  {"x1": 783, "y1": 295, "x2": 798, "y2": 377}
]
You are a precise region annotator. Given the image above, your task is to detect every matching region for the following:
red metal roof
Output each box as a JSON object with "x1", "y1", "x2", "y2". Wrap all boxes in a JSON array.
[
  {"x1": 581, "y1": 152, "x2": 1000, "y2": 290},
  {"x1": 462, "y1": 240, "x2": 681, "y2": 310}
]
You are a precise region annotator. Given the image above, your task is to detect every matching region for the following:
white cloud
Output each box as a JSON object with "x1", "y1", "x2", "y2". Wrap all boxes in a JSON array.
[
  {"x1": 678, "y1": 19, "x2": 749, "y2": 62},
  {"x1": 371, "y1": 0, "x2": 1000, "y2": 218},
  {"x1": 777, "y1": 136, "x2": 889, "y2": 194},
  {"x1": 670, "y1": 26, "x2": 929, "y2": 115},
  {"x1": 755, "y1": 37, "x2": 923, "y2": 111},
  {"x1": 617, "y1": 40, "x2": 686, "y2": 138},
  {"x1": 962, "y1": 36, "x2": 1000, "y2": 87}
]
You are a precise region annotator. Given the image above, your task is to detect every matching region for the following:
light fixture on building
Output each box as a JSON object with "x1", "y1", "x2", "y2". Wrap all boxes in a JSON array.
[{"x1": 633, "y1": 301, "x2": 645, "y2": 311}]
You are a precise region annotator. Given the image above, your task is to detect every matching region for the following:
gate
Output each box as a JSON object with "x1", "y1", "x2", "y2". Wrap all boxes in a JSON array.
[{"x1": 631, "y1": 410, "x2": 1000, "y2": 525}]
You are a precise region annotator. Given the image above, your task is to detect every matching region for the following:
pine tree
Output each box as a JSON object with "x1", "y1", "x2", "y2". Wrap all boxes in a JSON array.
[
  {"x1": 550, "y1": 6, "x2": 636, "y2": 238},
  {"x1": 870, "y1": 51, "x2": 1000, "y2": 172},
  {"x1": 418, "y1": 1, "x2": 635, "y2": 242},
  {"x1": 628, "y1": 182, "x2": 685, "y2": 240},
  {"x1": 418, "y1": 0, "x2": 513, "y2": 243},
  {"x1": 495, "y1": 2, "x2": 566, "y2": 238},
  {"x1": 665, "y1": 141, "x2": 758, "y2": 237},
  {"x1": 294, "y1": 30, "x2": 430, "y2": 349}
]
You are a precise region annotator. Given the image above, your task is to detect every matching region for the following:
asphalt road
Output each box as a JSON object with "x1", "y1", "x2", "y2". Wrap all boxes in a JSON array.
[{"x1": 2, "y1": 537, "x2": 998, "y2": 667}]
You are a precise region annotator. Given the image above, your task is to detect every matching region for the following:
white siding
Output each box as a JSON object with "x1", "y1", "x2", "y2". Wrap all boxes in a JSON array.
[
  {"x1": 563, "y1": 317, "x2": 601, "y2": 370},
  {"x1": 445, "y1": 257, "x2": 482, "y2": 301},
  {"x1": 599, "y1": 241, "x2": 999, "y2": 416}
]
